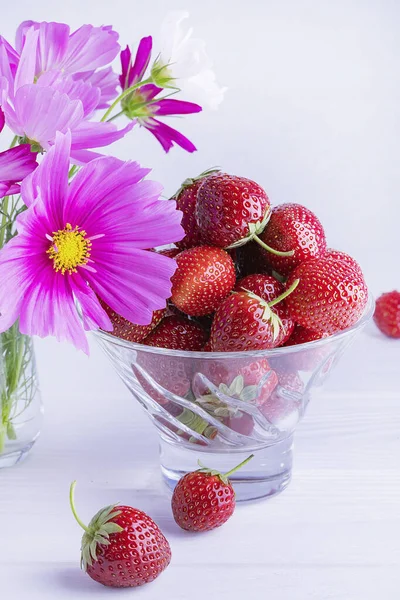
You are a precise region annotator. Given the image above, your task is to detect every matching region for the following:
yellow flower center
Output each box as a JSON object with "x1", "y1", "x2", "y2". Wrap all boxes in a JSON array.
[{"x1": 47, "y1": 223, "x2": 91, "y2": 275}]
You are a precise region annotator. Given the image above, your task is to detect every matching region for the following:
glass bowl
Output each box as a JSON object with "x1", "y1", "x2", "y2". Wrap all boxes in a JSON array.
[{"x1": 94, "y1": 296, "x2": 374, "y2": 501}]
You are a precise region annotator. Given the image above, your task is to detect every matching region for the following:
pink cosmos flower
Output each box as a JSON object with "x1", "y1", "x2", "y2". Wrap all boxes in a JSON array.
[
  {"x1": 0, "y1": 28, "x2": 132, "y2": 164},
  {"x1": 120, "y1": 37, "x2": 202, "y2": 153},
  {"x1": 0, "y1": 106, "x2": 38, "y2": 198},
  {"x1": 9, "y1": 20, "x2": 120, "y2": 108},
  {"x1": 0, "y1": 131, "x2": 184, "y2": 353}
]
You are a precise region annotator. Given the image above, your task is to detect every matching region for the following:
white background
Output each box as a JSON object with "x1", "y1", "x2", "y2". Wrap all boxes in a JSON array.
[{"x1": 1, "y1": 1, "x2": 400, "y2": 599}]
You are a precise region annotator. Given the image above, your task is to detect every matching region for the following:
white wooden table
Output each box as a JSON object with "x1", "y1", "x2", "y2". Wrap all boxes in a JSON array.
[{"x1": 1, "y1": 325, "x2": 399, "y2": 599}]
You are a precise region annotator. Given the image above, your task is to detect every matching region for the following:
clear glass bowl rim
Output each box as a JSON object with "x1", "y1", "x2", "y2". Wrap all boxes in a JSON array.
[{"x1": 93, "y1": 295, "x2": 375, "y2": 360}]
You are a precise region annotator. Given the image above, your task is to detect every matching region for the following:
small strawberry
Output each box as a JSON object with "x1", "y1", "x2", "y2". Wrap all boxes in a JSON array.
[
  {"x1": 100, "y1": 302, "x2": 165, "y2": 343},
  {"x1": 171, "y1": 246, "x2": 236, "y2": 317},
  {"x1": 171, "y1": 455, "x2": 254, "y2": 532},
  {"x1": 285, "y1": 257, "x2": 368, "y2": 335},
  {"x1": 173, "y1": 169, "x2": 219, "y2": 250},
  {"x1": 210, "y1": 279, "x2": 299, "y2": 351},
  {"x1": 258, "y1": 203, "x2": 327, "y2": 276},
  {"x1": 142, "y1": 315, "x2": 208, "y2": 350},
  {"x1": 324, "y1": 248, "x2": 364, "y2": 278},
  {"x1": 69, "y1": 482, "x2": 171, "y2": 588},
  {"x1": 195, "y1": 173, "x2": 272, "y2": 248},
  {"x1": 374, "y1": 291, "x2": 400, "y2": 338}
]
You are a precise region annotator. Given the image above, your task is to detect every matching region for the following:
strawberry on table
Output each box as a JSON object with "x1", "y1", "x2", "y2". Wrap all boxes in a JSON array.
[
  {"x1": 258, "y1": 203, "x2": 327, "y2": 276},
  {"x1": 69, "y1": 482, "x2": 171, "y2": 588},
  {"x1": 374, "y1": 291, "x2": 400, "y2": 338},
  {"x1": 100, "y1": 302, "x2": 165, "y2": 343},
  {"x1": 142, "y1": 315, "x2": 208, "y2": 350},
  {"x1": 285, "y1": 257, "x2": 368, "y2": 335},
  {"x1": 171, "y1": 246, "x2": 236, "y2": 317},
  {"x1": 173, "y1": 169, "x2": 219, "y2": 250},
  {"x1": 171, "y1": 455, "x2": 254, "y2": 532},
  {"x1": 195, "y1": 172, "x2": 272, "y2": 248},
  {"x1": 210, "y1": 279, "x2": 299, "y2": 351}
]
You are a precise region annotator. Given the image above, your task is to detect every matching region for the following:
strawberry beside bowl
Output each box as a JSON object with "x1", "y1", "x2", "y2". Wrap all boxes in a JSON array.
[{"x1": 94, "y1": 295, "x2": 374, "y2": 502}]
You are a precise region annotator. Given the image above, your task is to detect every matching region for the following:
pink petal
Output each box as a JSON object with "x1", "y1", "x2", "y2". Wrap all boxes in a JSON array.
[
  {"x1": 68, "y1": 148, "x2": 105, "y2": 165},
  {"x1": 0, "y1": 182, "x2": 20, "y2": 198},
  {"x1": 61, "y1": 25, "x2": 120, "y2": 73},
  {"x1": 14, "y1": 28, "x2": 39, "y2": 91},
  {"x1": 71, "y1": 272, "x2": 112, "y2": 332},
  {"x1": 70, "y1": 119, "x2": 134, "y2": 151},
  {"x1": 0, "y1": 106, "x2": 5, "y2": 132},
  {"x1": 153, "y1": 98, "x2": 202, "y2": 116},
  {"x1": 21, "y1": 131, "x2": 70, "y2": 227},
  {"x1": 121, "y1": 36, "x2": 152, "y2": 89},
  {"x1": 0, "y1": 41, "x2": 16, "y2": 100},
  {"x1": 84, "y1": 249, "x2": 177, "y2": 326},
  {"x1": 0, "y1": 144, "x2": 37, "y2": 182},
  {"x1": 143, "y1": 118, "x2": 197, "y2": 153},
  {"x1": 74, "y1": 67, "x2": 118, "y2": 108},
  {"x1": 15, "y1": 21, "x2": 70, "y2": 74},
  {"x1": 38, "y1": 70, "x2": 100, "y2": 118},
  {"x1": 14, "y1": 84, "x2": 83, "y2": 149}
]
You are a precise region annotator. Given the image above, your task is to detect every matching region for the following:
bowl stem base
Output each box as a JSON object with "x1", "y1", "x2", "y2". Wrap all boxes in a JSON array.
[{"x1": 159, "y1": 435, "x2": 294, "y2": 502}]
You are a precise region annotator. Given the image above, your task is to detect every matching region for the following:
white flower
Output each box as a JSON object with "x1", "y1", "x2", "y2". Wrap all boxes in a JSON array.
[{"x1": 155, "y1": 11, "x2": 227, "y2": 110}]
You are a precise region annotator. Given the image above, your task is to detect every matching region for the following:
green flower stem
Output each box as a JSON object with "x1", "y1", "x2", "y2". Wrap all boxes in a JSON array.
[
  {"x1": 10, "y1": 136, "x2": 18, "y2": 149},
  {"x1": 253, "y1": 234, "x2": 295, "y2": 257},
  {"x1": 100, "y1": 78, "x2": 152, "y2": 123},
  {"x1": 224, "y1": 454, "x2": 255, "y2": 478},
  {"x1": 106, "y1": 110, "x2": 124, "y2": 123},
  {"x1": 69, "y1": 481, "x2": 90, "y2": 533}
]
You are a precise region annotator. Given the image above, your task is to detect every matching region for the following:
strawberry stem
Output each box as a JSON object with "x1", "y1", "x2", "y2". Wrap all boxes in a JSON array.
[
  {"x1": 253, "y1": 234, "x2": 295, "y2": 257},
  {"x1": 173, "y1": 167, "x2": 220, "y2": 198},
  {"x1": 268, "y1": 278, "x2": 300, "y2": 308},
  {"x1": 69, "y1": 481, "x2": 90, "y2": 533},
  {"x1": 223, "y1": 454, "x2": 254, "y2": 478}
]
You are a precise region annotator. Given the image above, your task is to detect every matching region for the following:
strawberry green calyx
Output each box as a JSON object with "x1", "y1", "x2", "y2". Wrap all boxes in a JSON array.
[
  {"x1": 173, "y1": 167, "x2": 221, "y2": 199},
  {"x1": 197, "y1": 454, "x2": 254, "y2": 486},
  {"x1": 69, "y1": 481, "x2": 123, "y2": 571},
  {"x1": 239, "y1": 278, "x2": 299, "y2": 341},
  {"x1": 226, "y1": 211, "x2": 272, "y2": 250}
]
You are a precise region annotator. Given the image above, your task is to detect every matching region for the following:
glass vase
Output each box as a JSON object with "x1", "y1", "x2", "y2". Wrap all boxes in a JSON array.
[{"x1": 0, "y1": 325, "x2": 43, "y2": 468}]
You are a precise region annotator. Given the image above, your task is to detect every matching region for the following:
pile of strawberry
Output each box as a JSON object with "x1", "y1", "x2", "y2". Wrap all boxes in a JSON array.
[{"x1": 104, "y1": 170, "x2": 369, "y2": 352}]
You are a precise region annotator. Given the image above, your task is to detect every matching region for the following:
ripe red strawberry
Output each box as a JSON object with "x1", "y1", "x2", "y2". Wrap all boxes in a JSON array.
[
  {"x1": 171, "y1": 246, "x2": 236, "y2": 317},
  {"x1": 134, "y1": 352, "x2": 191, "y2": 406},
  {"x1": 258, "y1": 203, "x2": 327, "y2": 276},
  {"x1": 195, "y1": 173, "x2": 271, "y2": 248},
  {"x1": 210, "y1": 280, "x2": 299, "y2": 351},
  {"x1": 324, "y1": 248, "x2": 363, "y2": 278},
  {"x1": 100, "y1": 302, "x2": 165, "y2": 343},
  {"x1": 235, "y1": 274, "x2": 294, "y2": 344},
  {"x1": 284, "y1": 324, "x2": 327, "y2": 347},
  {"x1": 70, "y1": 482, "x2": 171, "y2": 588},
  {"x1": 171, "y1": 455, "x2": 253, "y2": 532},
  {"x1": 142, "y1": 315, "x2": 208, "y2": 350},
  {"x1": 374, "y1": 291, "x2": 400, "y2": 338},
  {"x1": 285, "y1": 257, "x2": 368, "y2": 335},
  {"x1": 173, "y1": 170, "x2": 219, "y2": 250}
]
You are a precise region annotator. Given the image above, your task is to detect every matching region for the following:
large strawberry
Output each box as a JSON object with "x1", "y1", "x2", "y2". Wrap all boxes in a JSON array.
[
  {"x1": 235, "y1": 274, "x2": 294, "y2": 344},
  {"x1": 374, "y1": 291, "x2": 400, "y2": 338},
  {"x1": 195, "y1": 173, "x2": 272, "y2": 248},
  {"x1": 100, "y1": 302, "x2": 165, "y2": 343},
  {"x1": 285, "y1": 257, "x2": 368, "y2": 335},
  {"x1": 142, "y1": 315, "x2": 208, "y2": 350},
  {"x1": 171, "y1": 246, "x2": 236, "y2": 317},
  {"x1": 70, "y1": 482, "x2": 171, "y2": 588},
  {"x1": 324, "y1": 248, "x2": 364, "y2": 278},
  {"x1": 173, "y1": 169, "x2": 219, "y2": 250},
  {"x1": 171, "y1": 455, "x2": 253, "y2": 532},
  {"x1": 210, "y1": 280, "x2": 299, "y2": 351},
  {"x1": 258, "y1": 203, "x2": 327, "y2": 276}
]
